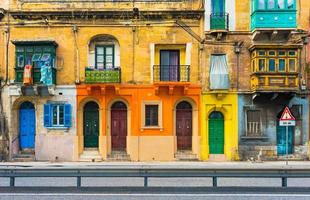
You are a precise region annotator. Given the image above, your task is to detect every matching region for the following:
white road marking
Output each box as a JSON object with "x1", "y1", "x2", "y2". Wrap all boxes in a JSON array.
[{"x1": 0, "y1": 193, "x2": 310, "y2": 197}]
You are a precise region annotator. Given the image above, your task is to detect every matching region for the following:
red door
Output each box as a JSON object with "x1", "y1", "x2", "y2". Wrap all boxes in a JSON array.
[
  {"x1": 111, "y1": 102, "x2": 127, "y2": 151},
  {"x1": 176, "y1": 108, "x2": 192, "y2": 150}
]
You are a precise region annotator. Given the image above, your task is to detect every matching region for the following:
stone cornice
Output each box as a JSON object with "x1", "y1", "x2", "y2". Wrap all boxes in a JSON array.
[{"x1": 10, "y1": 10, "x2": 204, "y2": 21}]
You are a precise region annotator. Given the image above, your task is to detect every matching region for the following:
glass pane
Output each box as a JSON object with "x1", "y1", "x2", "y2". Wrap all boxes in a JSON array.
[
  {"x1": 258, "y1": 50, "x2": 265, "y2": 56},
  {"x1": 279, "y1": 59, "x2": 286, "y2": 71},
  {"x1": 268, "y1": 0, "x2": 275, "y2": 9},
  {"x1": 106, "y1": 56, "x2": 113, "y2": 63},
  {"x1": 289, "y1": 59, "x2": 295, "y2": 72},
  {"x1": 145, "y1": 105, "x2": 159, "y2": 126},
  {"x1": 17, "y1": 55, "x2": 24, "y2": 68},
  {"x1": 53, "y1": 106, "x2": 58, "y2": 125},
  {"x1": 258, "y1": 0, "x2": 265, "y2": 9},
  {"x1": 26, "y1": 54, "x2": 33, "y2": 65},
  {"x1": 106, "y1": 63, "x2": 113, "y2": 69},
  {"x1": 34, "y1": 47, "x2": 42, "y2": 53},
  {"x1": 259, "y1": 59, "x2": 265, "y2": 71},
  {"x1": 106, "y1": 47, "x2": 113, "y2": 55},
  {"x1": 268, "y1": 59, "x2": 275, "y2": 71},
  {"x1": 16, "y1": 47, "x2": 24, "y2": 52},
  {"x1": 97, "y1": 47, "x2": 104, "y2": 54},
  {"x1": 32, "y1": 53, "x2": 41, "y2": 62},
  {"x1": 288, "y1": 0, "x2": 294, "y2": 9},
  {"x1": 97, "y1": 63, "x2": 104, "y2": 69},
  {"x1": 59, "y1": 105, "x2": 64, "y2": 125},
  {"x1": 41, "y1": 53, "x2": 51, "y2": 62},
  {"x1": 97, "y1": 56, "x2": 104, "y2": 63},
  {"x1": 26, "y1": 47, "x2": 33, "y2": 52},
  {"x1": 278, "y1": 0, "x2": 284, "y2": 9},
  {"x1": 268, "y1": 51, "x2": 276, "y2": 56},
  {"x1": 278, "y1": 51, "x2": 286, "y2": 56},
  {"x1": 289, "y1": 51, "x2": 296, "y2": 56}
]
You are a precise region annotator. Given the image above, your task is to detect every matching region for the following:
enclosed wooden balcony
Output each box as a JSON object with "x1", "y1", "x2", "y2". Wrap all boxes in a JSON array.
[
  {"x1": 250, "y1": 0, "x2": 296, "y2": 31},
  {"x1": 250, "y1": 72, "x2": 299, "y2": 92},
  {"x1": 15, "y1": 67, "x2": 57, "y2": 85}
]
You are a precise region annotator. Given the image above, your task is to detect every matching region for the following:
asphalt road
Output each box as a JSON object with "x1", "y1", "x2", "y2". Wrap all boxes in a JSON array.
[{"x1": 0, "y1": 177, "x2": 310, "y2": 199}]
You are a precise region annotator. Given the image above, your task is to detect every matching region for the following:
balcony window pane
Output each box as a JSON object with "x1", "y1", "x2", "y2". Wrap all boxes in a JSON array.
[
  {"x1": 289, "y1": 59, "x2": 296, "y2": 72},
  {"x1": 106, "y1": 47, "x2": 113, "y2": 55},
  {"x1": 258, "y1": 0, "x2": 265, "y2": 9},
  {"x1": 97, "y1": 47, "x2": 104, "y2": 54},
  {"x1": 289, "y1": 51, "x2": 296, "y2": 56},
  {"x1": 258, "y1": 50, "x2": 266, "y2": 56},
  {"x1": 59, "y1": 105, "x2": 64, "y2": 125},
  {"x1": 288, "y1": 0, "x2": 294, "y2": 9},
  {"x1": 52, "y1": 106, "x2": 58, "y2": 125},
  {"x1": 278, "y1": 51, "x2": 286, "y2": 56},
  {"x1": 268, "y1": 51, "x2": 276, "y2": 56},
  {"x1": 268, "y1": 59, "x2": 275, "y2": 71},
  {"x1": 279, "y1": 59, "x2": 286, "y2": 71},
  {"x1": 278, "y1": 0, "x2": 284, "y2": 9},
  {"x1": 258, "y1": 59, "x2": 265, "y2": 71},
  {"x1": 268, "y1": 0, "x2": 275, "y2": 9}
]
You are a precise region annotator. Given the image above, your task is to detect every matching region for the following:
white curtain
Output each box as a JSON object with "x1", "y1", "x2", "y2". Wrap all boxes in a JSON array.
[{"x1": 210, "y1": 55, "x2": 229, "y2": 90}]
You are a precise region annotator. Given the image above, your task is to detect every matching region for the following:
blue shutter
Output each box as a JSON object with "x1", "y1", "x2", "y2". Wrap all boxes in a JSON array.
[
  {"x1": 44, "y1": 104, "x2": 52, "y2": 127},
  {"x1": 64, "y1": 104, "x2": 72, "y2": 127}
]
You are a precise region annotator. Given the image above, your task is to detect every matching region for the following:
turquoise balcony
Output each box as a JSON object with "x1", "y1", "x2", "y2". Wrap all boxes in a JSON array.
[{"x1": 251, "y1": 0, "x2": 296, "y2": 31}]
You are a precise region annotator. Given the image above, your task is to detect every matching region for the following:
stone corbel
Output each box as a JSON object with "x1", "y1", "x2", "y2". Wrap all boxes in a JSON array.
[
  {"x1": 100, "y1": 86, "x2": 106, "y2": 95},
  {"x1": 183, "y1": 85, "x2": 189, "y2": 95},
  {"x1": 48, "y1": 85, "x2": 55, "y2": 95},
  {"x1": 86, "y1": 86, "x2": 92, "y2": 95},
  {"x1": 155, "y1": 86, "x2": 159, "y2": 95},
  {"x1": 115, "y1": 86, "x2": 120, "y2": 95},
  {"x1": 33, "y1": 86, "x2": 38, "y2": 96},
  {"x1": 169, "y1": 86, "x2": 174, "y2": 95}
]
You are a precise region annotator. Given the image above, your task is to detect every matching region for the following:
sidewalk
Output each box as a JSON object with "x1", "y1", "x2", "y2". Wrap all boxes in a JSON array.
[{"x1": 0, "y1": 161, "x2": 310, "y2": 169}]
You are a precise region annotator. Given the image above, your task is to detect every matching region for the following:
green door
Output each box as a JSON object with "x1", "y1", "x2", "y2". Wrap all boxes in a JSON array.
[
  {"x1": 84, "y1": 102, "x2": 99, "y2": 148},
  {"x1": 209, "y1": 111, "x2": 224, "y2": 154}
]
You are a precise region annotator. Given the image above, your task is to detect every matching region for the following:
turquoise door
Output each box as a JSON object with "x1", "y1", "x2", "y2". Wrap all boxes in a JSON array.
[
  {"x1": 211, "y1": 0, "x2": 226, "y2": 29},
  {"x1": 209, "y1": 112, "x2": 224, "y2": 154},
  {"x1": 19, "y1": 102, "x2": 35, "y2": 149},
  {"x1": 277, "y1": 122, "x2": 294, "y2": 155},
  {"x1": 84, "y1": 102, "x2": 99, "y2": 148}
]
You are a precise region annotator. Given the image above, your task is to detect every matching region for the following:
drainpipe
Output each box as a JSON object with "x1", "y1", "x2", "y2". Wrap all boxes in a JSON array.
[
  {"x1": 234, "y1": 42, "x2": 243, "y2": 90},
  {"x1": 73, "y1": 25, "x2": 80, "y2": 84}
]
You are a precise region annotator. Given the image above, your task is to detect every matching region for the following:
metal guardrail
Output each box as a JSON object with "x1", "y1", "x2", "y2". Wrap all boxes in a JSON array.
[
  {"x1": 0, "y1": 167, "x2": 309, "y2": 188},
  {"x1": 153, "y1": 65, "x2": 190, "y2": 82}
]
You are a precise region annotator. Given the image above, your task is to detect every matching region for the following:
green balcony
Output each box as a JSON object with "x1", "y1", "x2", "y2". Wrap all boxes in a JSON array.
[
  {"x1": 15, "y1": 67, "x2": 56, "y2": 85},
  {"x1": 85, "y1": 67, "x2": 121, "y2": 83},
  {"x1": 210, "y1": 13, "x2": 229, "y2": 30}
]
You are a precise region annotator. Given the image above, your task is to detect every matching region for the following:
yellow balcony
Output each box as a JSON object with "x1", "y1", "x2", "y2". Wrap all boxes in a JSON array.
[{"x1": 250, "y1": 72, "x2": 299, "y2": 92}]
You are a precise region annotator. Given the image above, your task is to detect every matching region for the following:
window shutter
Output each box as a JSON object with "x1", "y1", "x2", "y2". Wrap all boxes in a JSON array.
[
  {"x1": 64, "y1": 104, "x2": 72, "y2": 127},
  {"x1": 44, "y1": 104, "x2": 52, "y2": 127}
]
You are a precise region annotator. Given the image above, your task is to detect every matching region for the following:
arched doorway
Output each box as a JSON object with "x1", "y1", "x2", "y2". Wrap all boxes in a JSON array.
[
  {"x1": 209, "y1": 111, "x2": 224, "y2": 154},
  {"x1": 83, "y1": 101, "x2": 99, "y2": 148},
  {"x1": 276, "y1": 110, "x2": 294, "y2": 155},
  {"x1": 19, "y1": 102, "x2": 35, "y2": 149},
  {"x1": 176, "y1": 101, "x2": 192, "y2": 150},
  {"x1": 111, "y1": 101, "x2": 127, "y2": 151}
]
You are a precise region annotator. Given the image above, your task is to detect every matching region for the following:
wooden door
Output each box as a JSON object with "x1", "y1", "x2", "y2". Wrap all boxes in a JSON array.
[
  {"x1": 111, "y1": 102, "x2": 127, "y2": 151},
  {"x1": 209, "y1": 112, "x2": 224, "y2": 154},
  {"x1": 176, "y1": 101, "x2": 192, "y2": 150},
  {"x1": 84, "y1": 102, "x2": 99, "y2": 148},
  {"x1": 277, "y1": 122, "x2": 294, "y2": 155},
  {"x1": 19, "y1": 102, "x2": 35, "y2": 149}
]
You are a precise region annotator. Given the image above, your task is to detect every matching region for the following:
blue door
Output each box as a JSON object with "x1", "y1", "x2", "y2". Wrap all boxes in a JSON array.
[
  {"x1": 19, "y1": 102, "x2": 35, "y2": 149},
  {"x1": 277, "y1": 122, "x2": 294, "y2": 155}
]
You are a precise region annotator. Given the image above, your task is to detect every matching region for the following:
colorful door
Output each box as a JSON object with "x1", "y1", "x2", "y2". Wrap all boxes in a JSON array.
[
  {"x1": 211, "y1": 0, "x2": 226, "y2": 29},
  {"x1": 111, "y1": 102, "x2": 127, "y2": 151},
  {"x1": 19, "y1": 102, "x2": 35, "y2": 149},
  {"x1": 83, "y1": 102, "x2": 99, "y2": 148},
  {"x1": 160, "y1": 50, "x2": 180, "y2": 81},
  {"x1": 176, "y1": 101, "x2": 192, "y2": 150},
  {"x1": 209, "y1": 111, "x2": 224, "y2": 154},
  {"x1": 277, "y1": 123, "x2": 294, "y2": 155}
]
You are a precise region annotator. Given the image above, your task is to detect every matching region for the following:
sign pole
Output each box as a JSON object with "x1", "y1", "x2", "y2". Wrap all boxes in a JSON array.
[{"x1": 286, "y1": 125, "x2": 288, "y2": 166}]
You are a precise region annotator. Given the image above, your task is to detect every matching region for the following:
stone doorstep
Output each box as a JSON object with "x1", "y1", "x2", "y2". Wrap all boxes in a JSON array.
[
  {"x1": 208, "y1": 154, "x2": 227, "y2": 162},
  {"x1": 174, "y1": 150, "x2": 198, "y2": 161},
  {"x1": 107, "y1": 151, "x2": 131, "y2": 161}
]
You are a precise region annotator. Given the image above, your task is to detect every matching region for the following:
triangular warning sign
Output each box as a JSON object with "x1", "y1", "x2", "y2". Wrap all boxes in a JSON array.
[{"x1": 280, "y1": 106, "x2": 295, "y2": 121}]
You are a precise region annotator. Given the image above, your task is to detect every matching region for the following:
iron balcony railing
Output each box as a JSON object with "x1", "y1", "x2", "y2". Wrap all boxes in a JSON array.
[
  {"x1": 85, "y1": 67, "x2": 121, "y2": 83},
  {"x1": 210, "y1": 12, "x2": 229, "y2": 30},
  {"x1": 153, "y1": 65, "x2": 190, "y2": 82}
]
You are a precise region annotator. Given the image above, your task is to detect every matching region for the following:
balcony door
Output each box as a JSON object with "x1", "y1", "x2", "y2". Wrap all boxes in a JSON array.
[
  {"x1": 95, "y1": 45, "x2": 114, "y2": 70},
  {"x1": 160, "y1": 50, "x2": 180, "y2": 81},
  {"x1": 211, "y1": 0, "x2": 226, "y2": 29}
]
